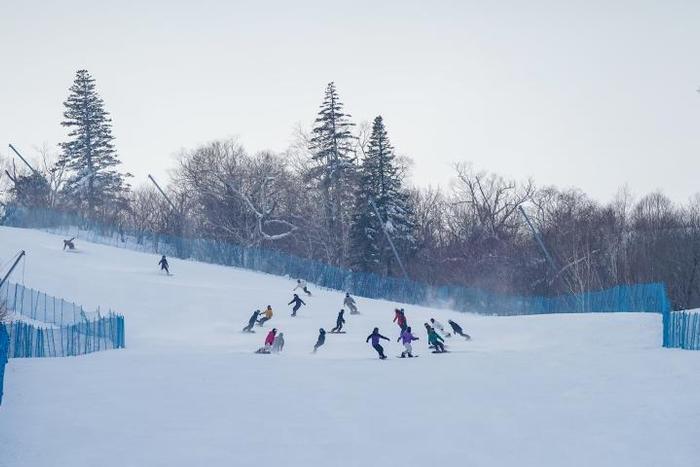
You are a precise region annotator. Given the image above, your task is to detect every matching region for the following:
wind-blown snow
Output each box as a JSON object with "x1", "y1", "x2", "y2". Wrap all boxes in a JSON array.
[{"x1": 1, "y1": 226, "x2": 699, "y2": 467}]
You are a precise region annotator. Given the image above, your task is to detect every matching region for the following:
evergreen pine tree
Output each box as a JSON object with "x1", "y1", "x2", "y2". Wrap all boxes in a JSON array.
[
  {"x1": 308, "y1": 82, "x2": 357, "y2": 262},
  {"x1": 59, "y1": 69, "x2": 129, "y2": 216},
  {"x1": 350, "y1": 115, "x2": 416, "y2": 275}
]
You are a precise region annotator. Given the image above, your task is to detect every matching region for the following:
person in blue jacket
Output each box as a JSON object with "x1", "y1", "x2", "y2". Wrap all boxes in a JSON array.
[{"x1": 288, "y1": 294, "x2": 306, "y2": 317}]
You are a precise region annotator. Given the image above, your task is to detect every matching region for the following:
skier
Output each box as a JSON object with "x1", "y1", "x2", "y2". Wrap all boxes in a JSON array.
[
  {"x1": 366, "y1": 327, "x2": 390, "y2": 359},
  {"x1": 344, "y1": 293, "x2": 359, "y2": 315},
  {"x1": 288, "y1": 294, "x2": 306, "y2": 317},
  {"x1": 448, "y1": 319, "x2": 471, "y2": 340},
  {"x1": 294, "y1": 279, "x2": 312, "y2": 296},
  {"x1": 256, "y1": 328, "x2": 277, "y2": 354},
  {"x1": 243, "y1": 310, "x2": 261, "y2": 333},
  {"x1": 313, "y1": 328, "x2": 326, "y2": 353},
  {"x1": 331, "y1": 309, "x2": 346, "y2": 333},
  {"x1": 257, "y1": 305, "x2": 273, "y2": 326},
  {"x1": 63, "y1": 237, "x2": 76, "y2": 251},
  {"x1": 430, "y1": 318, "x2": 451, "y2": 338},
  {"x1": 397, "y1": 326, "x2": 419, "y2": 358},
  {"x1": 271, "y1": 332, "x2": 285, "y2": 353},
  {"x1": 425, "y1": 324, "x2": 446, "y2": 353},
  {"x1": 158, "y1": 255, "x2": 169, "y2": 275},
  {"x1": 393, "y1": 308, "x2": 407, "y2": 331}
]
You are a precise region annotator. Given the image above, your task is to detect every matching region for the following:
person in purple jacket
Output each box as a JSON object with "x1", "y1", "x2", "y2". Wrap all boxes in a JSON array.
[
  {"x1": 366, "y1": 327, "x2": 390, "y2": 359},
  {"x1": 397, "y1": 326, "x2": 419, "y2": 358}
]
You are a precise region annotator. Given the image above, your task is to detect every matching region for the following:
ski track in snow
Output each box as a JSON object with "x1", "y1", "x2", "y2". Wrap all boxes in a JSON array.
[{"x1": 1, "y1": 226, "x2": 699, "y2": 467}]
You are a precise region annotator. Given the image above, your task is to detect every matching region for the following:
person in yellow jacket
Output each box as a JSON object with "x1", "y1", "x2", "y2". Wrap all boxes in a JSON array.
[{"x1": 257, "y1": 305, "x2": 273, "y2": 327}]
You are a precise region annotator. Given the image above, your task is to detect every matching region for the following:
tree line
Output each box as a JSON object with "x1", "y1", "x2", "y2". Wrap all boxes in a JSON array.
[{"x1": 2, "y1": 70, "x2": 699, "y2": 310}]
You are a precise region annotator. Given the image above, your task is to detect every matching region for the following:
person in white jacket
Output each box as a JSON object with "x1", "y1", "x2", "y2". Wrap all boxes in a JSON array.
[
  {"x1": 430, "y1": 318, "x2": 452, "y2": 338},
  {"x1": 293, "y1": 279, "x2": 312, "y2": 296},
  {"x1": 343, "y1": 293, "x2": 359, "y2": 314}
]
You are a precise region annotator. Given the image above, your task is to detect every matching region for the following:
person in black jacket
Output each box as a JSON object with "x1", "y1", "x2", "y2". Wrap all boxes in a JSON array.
[
  {"x1": 158, "y1": 255, "x2": 169, "y2": 275},
  {"x1": 242, "y1": 310, "x2": 261, "y2": 333},
  {"x1": 313, "y1": 328, "x2": 326, "y2": 353},
  {"x1": 288, "y1": 294, "x2": 306, "y2": 317},
  {"x1": 331, "y1": 309, "x2": 346, "y2": 333},
  {"x1": 366, "y1": 327, "x2": 390, "y2": 359},
  {"x1": 448, "y1": 319, "x2": 471, "y2": 340}
]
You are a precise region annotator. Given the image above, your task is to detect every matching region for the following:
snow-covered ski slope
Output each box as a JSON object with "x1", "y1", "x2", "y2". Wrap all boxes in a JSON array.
[{"x1": 1, "y1": 226, "x2": 699, "y2": 467}]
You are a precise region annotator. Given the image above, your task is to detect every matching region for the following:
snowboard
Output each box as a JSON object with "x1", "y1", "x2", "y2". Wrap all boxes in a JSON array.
[
  {"x1": 329, "y1": 331, "x2": 346, "y2": 334},
  {"x1": 396, "y1": 355, "x2": 419, "y2": 358},
  {"x1": 431, "y1": 350, "x2": 449, "y2": 354}
]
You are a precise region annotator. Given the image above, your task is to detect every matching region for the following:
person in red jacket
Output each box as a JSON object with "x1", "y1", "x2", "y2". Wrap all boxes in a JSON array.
[
  {"x1": 256, "y1": 328, "x2": 278, "y2": 354},
  {"x1": 393, "y1": 308, "x2": 407, "y2": 331}
]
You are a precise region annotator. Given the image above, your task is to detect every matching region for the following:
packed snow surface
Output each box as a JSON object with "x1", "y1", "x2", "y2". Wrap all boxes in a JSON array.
[{"x1": 1, "y1": 226, "x2": 699, "y2": 467}]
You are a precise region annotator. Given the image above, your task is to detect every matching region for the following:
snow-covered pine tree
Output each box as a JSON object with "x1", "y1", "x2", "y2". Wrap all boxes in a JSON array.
[
  {"x1": 308, "y1": 82, "x2": 357, "y2": 263},
  {"x1": 350, "y1": 115, "x2": 416, "y2": 275},
  {"x1": 59, "y1": 69, "x2": 130, "y2": 217}
]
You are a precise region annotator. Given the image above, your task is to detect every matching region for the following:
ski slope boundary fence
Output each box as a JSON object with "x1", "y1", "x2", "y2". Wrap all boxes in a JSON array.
[
  {"x1": 0, "y1": 325, "x2": 8, "y2": 406},
  {"x1": 0, "y1": 281, "x2": 125, "y2": 357},
  {"x1": 1, "y1": 206, "x2": 695, "y2": 350}
]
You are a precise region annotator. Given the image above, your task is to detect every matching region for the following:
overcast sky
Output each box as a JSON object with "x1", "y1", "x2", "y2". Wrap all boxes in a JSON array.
[{"x1": 1, "y1": 0, "x2": 698, "y2": 202}]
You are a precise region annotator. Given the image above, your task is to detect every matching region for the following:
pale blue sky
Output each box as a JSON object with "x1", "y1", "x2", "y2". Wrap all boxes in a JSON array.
[{"x1": 1, "y1": 0, "x2": 698, "y2": 201}]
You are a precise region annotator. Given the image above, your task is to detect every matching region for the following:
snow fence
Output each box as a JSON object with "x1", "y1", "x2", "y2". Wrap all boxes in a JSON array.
[
  {"x1": 0, "y1": 325, "x2": 8, "y2": 406},
  {"x1": 0, "y1": 281, "x2": 125, "y2": 358},
  {"x1": 2, "y1": 206, "x2": 694, "y2": 350}
]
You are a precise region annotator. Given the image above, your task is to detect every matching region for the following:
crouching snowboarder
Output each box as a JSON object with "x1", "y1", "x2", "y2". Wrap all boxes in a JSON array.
[
  {"x1": 158, "y1": 255, "x2": 170, "y2": 275},
  {"x1": 397, "y1": 326, "x2": 419, "y2": 358},
  {"x1": 331, "y1": 309, "x2": 346, "y2": 333},
  {"x1": 294, "y1": 279, "x2": 312, "y2": 296},
  {"x1": 448, "y1": 319, "x2": 471, "y2": 340},
  {"x1": 243, "y1": 310, "x2": 261, "y2": 333},
  {"x1": 63, "y1": 237, "x2": 76, "y2": 251},
  {"x1": 366, "y1": 327, "x2": 390, "y2": 360},
  {"x1": 313, "y1": 328, "x2": 326, "y2": 353},
  {"x1": 344, "y1": 293, "x2": 359, "y2": 314},
  {"x1": 425, "y1": 323, "x2": 446, "y2": 353},
  {"x1": 288, "y1": 294, "x2": 306, "y2": 317},
  {"x1": 256, "y1": 328, "x2": 277, "y2": 354},
  {"x1": 271, "y1": 332, "x2": 285, "y2": 353}
]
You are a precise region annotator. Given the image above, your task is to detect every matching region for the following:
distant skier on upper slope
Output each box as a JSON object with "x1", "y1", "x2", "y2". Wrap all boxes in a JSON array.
[{"x1": 158, "y1": 255, "x2": 170, "y2": 275}]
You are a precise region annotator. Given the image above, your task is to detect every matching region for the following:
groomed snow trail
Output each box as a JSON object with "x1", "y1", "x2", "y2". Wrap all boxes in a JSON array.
[{"x1": 1, "y1": 226, "x2": 699, "y2": 467}]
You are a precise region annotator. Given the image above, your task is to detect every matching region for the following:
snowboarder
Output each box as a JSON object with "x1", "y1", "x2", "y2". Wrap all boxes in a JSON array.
[
  {"x1": 397, "y1": 326, "x2": 419, "y2": 358},
  {"x1": 393, "y1": 308, "x2": 407, "y2": 331},
  {"x1": 294, "y1": 279, "x2": 312, "y2": 296},
  {"x1": 448, "y1": 319, "x2": 471, "y2": 340},
  {"x1": 331, "y1": 309, "x2": 346, "y2": 333},
  {"x1": 243, "y1": 310, "x2": 261, "y2": 332},
  {"x1": 366, "y1": 327, "x2": 390, "y2": 359},
  {"x1": 257, "y1": 305, "x2": 273, "y2": 326},
  {"x1": 288, "y1": 294, "x2": 306, "y2": 317},
  {"x1": 313, "y1": 328, "x2": 326, "y2": 353},
  {"x1": 158, "y1": 255, "x2": 169, "y2": 275},
  {"x1": 425, "y1": 324, "x2": 446, "y2": 353},
  {"x1": 63, "y1": 237, "x2": 76, "y2": 250},
  {"x1": 344, "y1": 293, "x2": 359, "y2": 314},
  {"x1": 271, "y1": 332, "x2": 285, "y2": 353},
  {"x1": 256, "y1": 328, "x2": 277, "y2": 354},
  {"x1": 430, "y1": 318, "x2": 451, "y2": 338}
]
